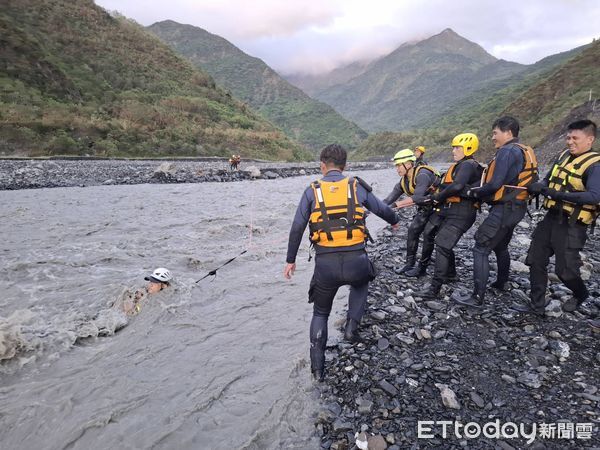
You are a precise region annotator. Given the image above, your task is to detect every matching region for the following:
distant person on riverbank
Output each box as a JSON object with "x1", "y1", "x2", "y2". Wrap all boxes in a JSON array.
[
  {"x1": 283, "y1": 144, "x2": 399, "y2": 382},
  {"x1": 414, "y1": 146, "x2": 427, "y2": 166},
  {"x1": 512, "y1": 119, "x2": 600, "y2": 316},
  {"x1": 229, "y1": 155, "x2": 241, "y2": 171},
  {"x1": 384, "y1": 149, "x2": 441, "y2": 277},
  {"x1": 113, "y1": 268, "x2": 173, "y2": 316},
  {"x1": 454, "y1": 116, "x2": 538, "y2": 308}
]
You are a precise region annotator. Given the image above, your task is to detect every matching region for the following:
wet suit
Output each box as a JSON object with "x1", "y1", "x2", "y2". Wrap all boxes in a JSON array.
[
  {"x1": 384, "y1": 167, "x2": 440, "y2": 274},
  {"x1": 286, "y1": 169, "x2": 399, "y2": 377},
  {"x1": 525, "y1": 153, "x2": 600, "y2": 312},
  {"x1": 424, "y1": 158, "x2": 481, "y2": 297},
  {"x1": 466, "y1": 139, "x2": 526, "y2": 302}
]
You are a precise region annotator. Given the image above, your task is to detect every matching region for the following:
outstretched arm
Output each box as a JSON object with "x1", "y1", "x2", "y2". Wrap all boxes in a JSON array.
[
  {"x1": 284, "y1": 188, "x2": 313, "y2": 278},
  {"x1": 363, "y1": 190, "x2": 400, "y2": 225}
]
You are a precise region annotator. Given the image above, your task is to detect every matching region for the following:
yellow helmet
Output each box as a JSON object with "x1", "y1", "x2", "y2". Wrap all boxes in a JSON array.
[
  {"x1": 391, "y1": 148, "x2": 416, "y2": 165},
  {"x1": 451, "y1": 133, "x2": 479, "y2": 156},
  {"x1": 415, "y1": 145, "x2": 426, "y2": 153}
]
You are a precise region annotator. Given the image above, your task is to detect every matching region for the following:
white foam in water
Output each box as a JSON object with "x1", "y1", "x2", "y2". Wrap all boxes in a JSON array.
[
  {"x1": 0, "y1": 309, "x2": 34, "y2": 361},
  {"x1": 0, "y1": 170, "x2": 398, "y2": 449}
]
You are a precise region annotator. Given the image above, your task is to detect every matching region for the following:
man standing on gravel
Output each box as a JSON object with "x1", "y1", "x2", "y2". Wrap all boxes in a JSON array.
[
  {"x1": 283, "y1": 144, "x2": 399, "y2": 382},
  {"x1": 512, "y1": 119, "x2": 600, "y2": 315},
  {"x1": 454, "y1": 116, "x2": 538, "y2": 308}
]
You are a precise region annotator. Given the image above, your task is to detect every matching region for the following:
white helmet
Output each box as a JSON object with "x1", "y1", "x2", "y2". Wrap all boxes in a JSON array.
[{"x1": 145, "y1": 267, "x2": 172, "y2": 284}]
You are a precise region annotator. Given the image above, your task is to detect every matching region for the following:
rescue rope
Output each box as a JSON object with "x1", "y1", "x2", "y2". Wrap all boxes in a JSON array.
[{"x1": 195, "y1": 250, "x2": 248, "y2": 283}]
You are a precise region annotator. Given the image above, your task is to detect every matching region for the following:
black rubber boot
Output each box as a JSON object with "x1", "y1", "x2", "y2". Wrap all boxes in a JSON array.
[
  {"x1": 344, "y1": 318, "x2": 362, "y2": 343},
  {"x1": 309, "y1": 343, "x2": 325, "y2": 382},
  {"x1": 405, "y1": 262, "x2": 428, "y2": 278},
  {"x1": 453, "y1": 291, "x2": 484, "y2": 308},
  {"x1": 562, "y1": 296, "x2": 585, "y2": 313},
  {"x1": 310, "y1": 318, "x2": 327, "y2": 382},
  {"x1": 404, "y1": 257, "x2": 431, "y2": 277},
  {"x1": 444, "y1": 269, "x2": 457, "y2": 283},
  {"x1": 396, "y1": 255, "x2": 416, "y2": 274},
  {"x1": 490, "y1": 280, "x2": 507, "y2": 291},
  {"x1": 422, "y1": 281, "x2": 442, "y2": 300},
  {"x1": 510, "y1": 302, "x2": 545, "y2": 317}
]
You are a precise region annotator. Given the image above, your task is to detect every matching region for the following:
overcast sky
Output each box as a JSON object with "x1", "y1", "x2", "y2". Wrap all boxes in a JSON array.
[{"x1": 95, "y1": 0, "x2": 600, "y2": 75}]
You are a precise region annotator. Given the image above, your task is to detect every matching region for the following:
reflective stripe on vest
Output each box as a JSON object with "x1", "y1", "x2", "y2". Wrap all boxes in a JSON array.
[
  {"x1": 483, "y1": 143, "x2": 538, "y2": 203},
  {"x1": 544, "y1": 149, "x2": 600, "y2": 225},
  {"x1": 308, "y1": 177, "x2": 367, "y2": 247},
  {"x1": 400, "y1": 165, "x2": 440, "y2": 196}
]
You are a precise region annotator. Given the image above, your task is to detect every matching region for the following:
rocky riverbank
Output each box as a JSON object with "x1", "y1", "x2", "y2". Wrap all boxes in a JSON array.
[
  {"x1": 0, "y1": 159, "x2": 386, "y2": 190},
  {"x1": 315, "y1": 208, "x2": 600, "y2": 449}
]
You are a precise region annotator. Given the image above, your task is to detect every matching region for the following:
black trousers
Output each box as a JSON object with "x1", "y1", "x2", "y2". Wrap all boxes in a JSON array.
[
  {"x1": 431, "y1": 202, "x2": 477, "y2": 286},
  {"x1": 406, "y1": 207, "x2": 435, "y2": 264},
  {"x1": 308, "y1": 250, "x2": 373, "y2": 370},
  {"x1": 472, "y1": 203, "x2": 526, "y2": 297},
  {"x1": 526, "y1": 211, "x2": 589, "y2": 308}
]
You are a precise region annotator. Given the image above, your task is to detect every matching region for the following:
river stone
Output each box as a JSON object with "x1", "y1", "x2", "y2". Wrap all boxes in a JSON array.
[
  {"x1": 517, "y1": 372, "x2": 543, "y2": 389},
  {"x1": 511, "y1": 261, "x2": 529, "y2": 273},
  {"x1": 367, "y1": 434, "x2": 388, "y2": 450},
  {"x1": 435, "y1": 383, "x2": 460, "y2": 409},
  {"x1": 470, "y1": 392, "x2": 485, "y2": 408},
  {"x1": 355, "y1": 432, "x2": 368, "y2": 450},
  {"x1": 244, "y1": 166, "x2": 261, "y2": 178},
  {"x1": 545, "y1": 300, "x2": 563, "y2": 318},
  {"x1": 371, "y1": 310, "x2": 387, "y2": 321},
  {"x1": 581, "y1": 268, "x2": 591, "y2": 281},
  {"x1": 378, "y1": 338, "x2": 390, "y2": 350},
  {"x1": 333, "y1": 420, "x2": 353, "y2": 433},
  {"x1": 400, "y1": 296, "x2": 417, "y2": 309},
  {"x1": 154, "y1": 162, "x2": 176, "y2": 174},
  {"x1": 379, "y1": 379, "x2": 398, "y2": 397},
  {"x1": 425, "y1": 301, "x2": 444, "y2": 311},
  {"x1": 548, "y1": 340, "x2": 570, "y2": 359},
  {"x1": 263, "y1": 170, "x2": 278, "y2": 179}
]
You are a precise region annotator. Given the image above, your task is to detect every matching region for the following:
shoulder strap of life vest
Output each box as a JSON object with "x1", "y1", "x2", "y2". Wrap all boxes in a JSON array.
[
  {"x1": 414, "y1": 164, "x2": 440, "y2": 191},
  {"x1": 346, "y1": 178, "x2": 357, "y2": 239},
  {"x1": 311, "y1": 181, "x2": 334, "y2": 241},
  {"x1": 514, "y1": 143, "x2": 539, "y2": 186}
]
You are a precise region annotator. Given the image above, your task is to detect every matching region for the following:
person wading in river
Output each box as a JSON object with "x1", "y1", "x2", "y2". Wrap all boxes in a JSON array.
[
  {"x1": 283, "y1": 144, "x2": 399, "y2": 381},
  {"x1": 114, "y1": 268, "x2": 173, "y2": 315}
]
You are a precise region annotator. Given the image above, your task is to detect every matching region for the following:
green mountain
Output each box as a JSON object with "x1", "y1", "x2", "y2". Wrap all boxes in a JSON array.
[
  {"x1": 306, "y1": 29, "x2": 531, "y2": 132},
  {"x1": 147, "y1": 20, "x2": 367, "y2": 153},
  {"x1": 430, "y1": 43, "x2": 591, "y2": 136},
  {"x1": 0, "y1": 0, "x2": 306, "y2": 160},
  {"x1": 502, "y1": 40, "x2": 600, "y2": 145},
  {"x1": 347, "y1": 36, "x2": 594, "y2": 161}
]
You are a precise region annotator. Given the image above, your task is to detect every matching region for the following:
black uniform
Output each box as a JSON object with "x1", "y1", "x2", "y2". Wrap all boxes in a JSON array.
[
  {"x1": 384, "y1": 167, "x2": 440, "y2": 275},
  {"x1": 423, "y1": 158, "x2": 481, "y2": 298},
  {"x1": 286, "y1": 170, "x2": 399, "y2": 378},
  {"x1": 524, "y1": 151, "x2": 600, "y2": 313},
  {"x1": 460, "y1": 139, "x2": 528, "y2": 304}
]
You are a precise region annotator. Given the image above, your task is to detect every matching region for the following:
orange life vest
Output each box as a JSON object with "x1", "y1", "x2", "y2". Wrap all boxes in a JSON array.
[
  {"x1": 439, "y1": 159, "x2": 483, "y2": 204},
  {"x1": 308, "y1": 177, "x2": 368, "y2": 247},
  {"x1": 482, "y1": 143, "x2": 538, "y2": 203}
]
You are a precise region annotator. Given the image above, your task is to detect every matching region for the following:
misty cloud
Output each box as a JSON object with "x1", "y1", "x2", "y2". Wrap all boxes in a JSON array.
[{"x1": 95, "y1": 0, "x2": 600, "y2": 74}]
